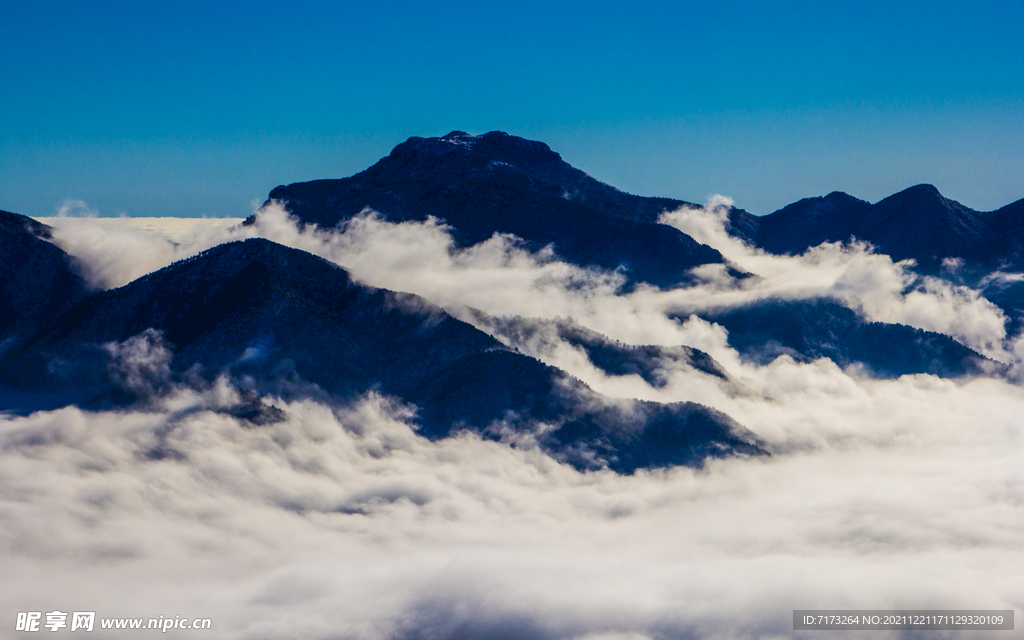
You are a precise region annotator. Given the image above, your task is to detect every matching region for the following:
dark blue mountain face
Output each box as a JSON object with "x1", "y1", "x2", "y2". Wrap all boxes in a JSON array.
[
  {"x1": 729, "y1": 184, "x2": 1024, "y2": 275},
  {"x1": 0, "y1": 210, "x2": 87, "y2": 353},
  {"x1": 2, "y1": 238, "x2": 498, "y2": 397},
  {"x1": 682, "y1": 299, "x2": 997, "y2": 378},
  {"x1": 980, "y1": 278, "x2": 1024, "y2": 338},
  {"x1": 0, "y1": 238, "x2": 765, "y2": 472},
  {"x1": 726, "y1": 191, "x2": 872, "y2": 253},
  {"x1": 254, "y1": 131, "x2": 725, "y2": 288}
]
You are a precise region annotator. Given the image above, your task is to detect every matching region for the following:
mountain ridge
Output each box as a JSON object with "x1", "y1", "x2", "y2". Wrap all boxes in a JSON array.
[
  {"x1": 0, "y1": 237, "x2": 766, "y2": 472},
  {"x1": 0, "y1": 209, "x2": 87, "y2": 353},
  {"x1": 729, "y1": 183, "x2": 1024, "y2": 274},
  {"x1": 252, "y1": 130, "x2": 727, "y2": 288}
]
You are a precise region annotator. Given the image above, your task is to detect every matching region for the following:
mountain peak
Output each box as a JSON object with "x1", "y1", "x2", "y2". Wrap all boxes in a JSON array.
[
  {"x1": 0, "y1": 209, "x2": 51, "y2": 239},
  {"x1": 110, "y1": 238, "x2": 366, "y2": 313},
  {"x1": 872, "y1": 184, "x2": 970, "y2": 217},
  {"x1": 388, "y1": 130, "x2": 561, "y2": 170},
  {"x1": 261, "y1": 131, "x2": 722, "y2": 288},
  {"x1": 822, "y1": 191, "x2": 865, "y2": 205},
  {"x1": 880, "y1": 183, "x2": 944, "y2": 204},
  {"x1": 873, "y1": 183, "x2": 975, "y2": 219},
  {"x1": 437, "y1": 130, "x2": 476, "y2": 147}
]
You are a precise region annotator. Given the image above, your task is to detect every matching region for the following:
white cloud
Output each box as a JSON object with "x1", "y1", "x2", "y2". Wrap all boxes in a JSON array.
[
  {"x1": 103, "y1": 329, "x2": 172, "y2": 397},
  {"x1": 54, "y1": 198, "x2": 99, "y2": 218},
  {"x1": 33, "y1": 215, "x2": 246, "y2": 290},
  {"x1": 1, "y1": 377, "x2": 1021, "y2": 639}
]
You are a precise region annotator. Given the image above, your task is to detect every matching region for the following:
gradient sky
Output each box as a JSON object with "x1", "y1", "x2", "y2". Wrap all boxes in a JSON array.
[{"x1": 1, "y1": 0, "x2": 1021, "y2": 218}]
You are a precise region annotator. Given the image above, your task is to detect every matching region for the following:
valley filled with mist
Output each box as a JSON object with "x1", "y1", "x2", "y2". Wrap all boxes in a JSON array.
[{"x1": 2, "y1": 132, "x2": 1022, "y2": 639}]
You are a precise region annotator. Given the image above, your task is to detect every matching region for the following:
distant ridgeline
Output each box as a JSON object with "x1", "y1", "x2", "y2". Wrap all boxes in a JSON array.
[
  {"x1": 725, "y1": 184, "x2": 1024, "y2": 335},
  {"x1": 3, "y1": 131, "x2": 1023, "y2": 471}
]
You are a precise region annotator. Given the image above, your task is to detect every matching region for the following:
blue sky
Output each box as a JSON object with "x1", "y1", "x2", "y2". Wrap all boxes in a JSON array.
[{"x1": 1, "y1": 0, "x2": 1021, "y2": 217}]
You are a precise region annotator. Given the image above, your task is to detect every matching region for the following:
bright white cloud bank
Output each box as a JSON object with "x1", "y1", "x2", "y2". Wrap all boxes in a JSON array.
[
  {"x1": 11, "y1": 204, "x2": 1022, "y2": 638},
  {"x1": 2, "y1": 377, "x2": 1022, "y2": 639}
]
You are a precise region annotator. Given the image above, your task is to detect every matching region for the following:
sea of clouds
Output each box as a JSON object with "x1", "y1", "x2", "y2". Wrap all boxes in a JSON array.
[{"x1": 5, "y1": 203, "x2": 1021, "y2": 639}]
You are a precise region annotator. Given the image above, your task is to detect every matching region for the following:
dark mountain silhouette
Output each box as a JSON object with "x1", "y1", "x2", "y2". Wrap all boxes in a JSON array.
[
  {"x1": 977, "y1": 277, "x2": 1024, "y2": 338},
  {"x1": 684, "y1": 298, "x2": 997, "y2": 378},
  {"x1": 728, "y1": 184, "x2": 1024, "y2": 275},
  {"x1": 726, "y1": 191, "x2": 871, "y2": 253},
  {"x1": 0, "y1": 210, "x2": 87, "y2": 352},
  {"x1": 727, "y1": 184, "x2": 1024, "y2": 342},
  {"x1": 250, "y1": 131, "x2": 726, "y2": 288},
  {"x1": 0, "y1": 238, "x2": 765, "y2": 472}
]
